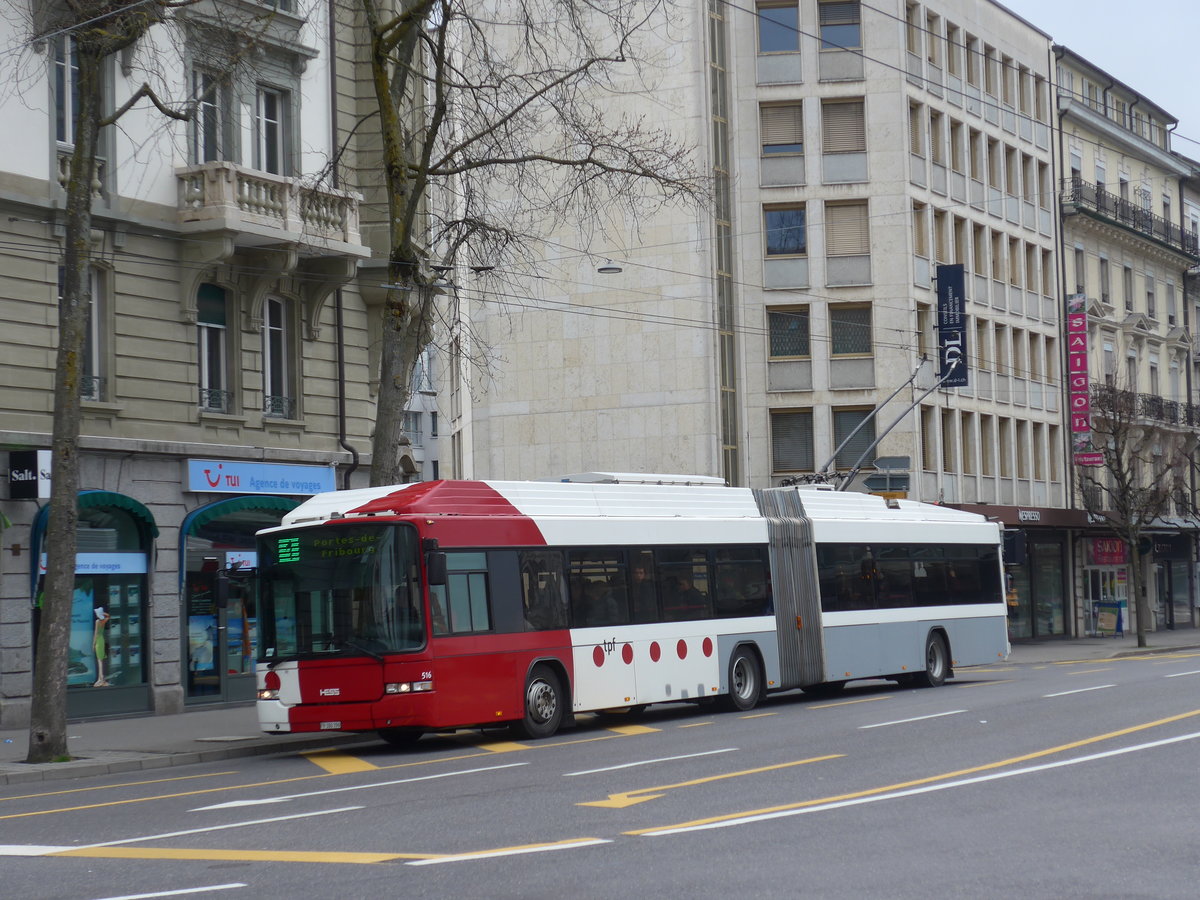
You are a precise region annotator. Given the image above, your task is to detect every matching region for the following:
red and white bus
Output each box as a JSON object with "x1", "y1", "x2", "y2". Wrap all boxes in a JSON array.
[{"x1": 252, "y1": 477, "x2": 1009, "y2": 743}]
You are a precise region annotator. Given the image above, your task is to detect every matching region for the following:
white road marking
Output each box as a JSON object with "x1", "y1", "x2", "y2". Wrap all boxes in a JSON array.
[
  {"x1": 1043, "y1": 685, "x2": 1115, "y2": 698},
  {"x1": 83, "y1": 807, "x2": 364, "y2": 848},
  {"x1": 91, "y1": 885, "x2": 246, "y2": 900},
  {"x1": 564, "y1": 749, "x2": 737, "y2": 777},
  {"x1": 640, "y1": 730, "x2": 1200, "y2": 836},
  {"x1": 407, "y1": 838, "x2": 611, "y2": 866},
  {"x1": 1164, "y1": 670, "x2": 1200, "y2": 678},
  {"x1": 0, "y1": 845, "x2": 74, "y2": 856},
  {"x1": 858, "y1": 710, "x2": 966, "y2": 729},
  {"x1": 191, "y1": 762, "x2": 528, "y2": 810}
]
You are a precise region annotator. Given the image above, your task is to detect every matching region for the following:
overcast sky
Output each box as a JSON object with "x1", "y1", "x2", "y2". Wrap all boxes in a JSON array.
[{"x1": 997, "y1": 0, "x2": 1200, "y2": 157}]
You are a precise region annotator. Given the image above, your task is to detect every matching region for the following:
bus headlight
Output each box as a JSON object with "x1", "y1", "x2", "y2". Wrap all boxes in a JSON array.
[{"x1": 385, "y1": 680, "x2": 433, "y2": 694}]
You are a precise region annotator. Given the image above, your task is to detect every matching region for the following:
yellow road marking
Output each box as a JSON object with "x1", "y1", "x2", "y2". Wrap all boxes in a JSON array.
[
  {"x1": 959, "y1": 667, "x2": 1008, "y2": 673},
  {"x1": 478, "y1": 741, "x2": 529, "y2": 753},
  {"x1": 301, "y1": 751, "x2": 379, "y2": 775},
  {"x1": 624, "y1": 707, "x2": 1200, "y2": 834},
  {"x1": 678, "y1": 722, "x2": 713, "y2": 728},
  {"x1": 1066, "y1": 668, "x2": 1114, "y2": 675},
  {"x1": 50, "y1": 847, "x2": 438, "y2": 864},
  {"x1": 808, "y1": 696, "x2": 890, "y2": 709},
  {"x1": 604, "y1": 725, "x2": 660, "y2": 735},
  {"x1": 954, "y1": 679, "x2": 1016, "y2": 688},
  {"x1": 740, "y1": 713, "x2": 776, "y2": 720},
  {"x1": 579, "y1": 755, "x2": 842, "y2": 809},
  {"x1": 0, "y1": 772, "x2": 238, "y2": 803}
]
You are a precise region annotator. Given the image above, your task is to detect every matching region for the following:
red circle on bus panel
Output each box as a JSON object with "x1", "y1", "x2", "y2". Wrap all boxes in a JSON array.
[
  {"x1": 677, "y1": 639, "x2": 688, "y2": 660},
  {"x1": 703, "y1": 637, "x2": 714, "y2": 657},
  {"x1": 593, "y1": 645, "x2": 605, "y2": 667},
  {"x1": 650, "y1": 642, "x2": 661, "y2": 662},
  {"x1": 622, "y1": 643, "x2": 634, "y2": 665}
]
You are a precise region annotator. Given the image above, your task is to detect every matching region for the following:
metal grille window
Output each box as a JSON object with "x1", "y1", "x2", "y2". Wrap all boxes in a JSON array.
[
  {"x1": 761, "y1": 103, "x2": 804, "y2": 155},
  {"x1": 771, "y1": 410, "x2": 814, "y2": 472},
  {"x1": 819, "y1": 1, "x2": 861, "y2": 49},
  {"x1": 833, "y1": 408, "x2": 875, "y2": 469},
  {"x1": 197, "y1": 283, "x2": 231, "y2": 412},
  {"x1": 768, "y1": 307, "x2": 810, "y2": 357},
  {"x1": 822, "y1": 100, "x2": 865, "y2": 153},
  {"x1": 757, "y1": 3, "x2": 799, "y2": 53},
  {"x1": 764, "y1": 205, "x2": 807, "y2": 256},
  {"x1": 830, "y1": 305, "x2": 872, "y2": 355},
  {"x1": 263, "y1": 297, "x2": 293, "y2": 418},
  {"x1": 825, "y1": 202, "x2": 869, "y2": 257}
]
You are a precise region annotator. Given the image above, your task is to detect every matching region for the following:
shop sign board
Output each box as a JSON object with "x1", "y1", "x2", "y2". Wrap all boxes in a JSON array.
[{"x1": 185, "y1": 459, "x2": 335, "y2": 495}]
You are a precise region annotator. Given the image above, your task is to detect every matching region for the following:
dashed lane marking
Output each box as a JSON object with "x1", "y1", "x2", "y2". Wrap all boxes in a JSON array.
[{"x1": 301, "y1": 751, "x2": 379, "y2": 775}]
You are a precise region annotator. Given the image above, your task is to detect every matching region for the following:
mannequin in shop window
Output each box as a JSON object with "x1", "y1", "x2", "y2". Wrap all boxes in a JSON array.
[{"x1": 93, "y1": 602, "x2": 111, "y2": 687}]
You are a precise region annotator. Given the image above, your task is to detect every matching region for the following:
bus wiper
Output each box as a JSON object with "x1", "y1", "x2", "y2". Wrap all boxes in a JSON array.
[{"x1": 341, "y1": 639, "x2": 385, "y2": 661}]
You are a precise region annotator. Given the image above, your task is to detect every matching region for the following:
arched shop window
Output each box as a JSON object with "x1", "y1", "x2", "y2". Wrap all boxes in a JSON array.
[
  {"x1": 30, "y1": 492, "x2": 158, "y2": 713},
  {"x1": 180, "y1": 496, "x2": 298, "y2": 701}
]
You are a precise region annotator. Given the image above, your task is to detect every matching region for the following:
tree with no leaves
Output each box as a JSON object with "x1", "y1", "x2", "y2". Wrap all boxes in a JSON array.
[
  {"x1": 348, "y1": 0, "x2": 706, "y2": 485},
  {"x1": 23, "y1": 0, "x2": 262, "y2": 763},
  {"x1": 1076, "y1": 382, "x2": 1189, "y2": 648}
]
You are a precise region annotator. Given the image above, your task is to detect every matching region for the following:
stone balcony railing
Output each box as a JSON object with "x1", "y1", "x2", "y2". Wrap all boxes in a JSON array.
[{"x1": 177, "y1": 161, "x2": 362, "y2": 251}]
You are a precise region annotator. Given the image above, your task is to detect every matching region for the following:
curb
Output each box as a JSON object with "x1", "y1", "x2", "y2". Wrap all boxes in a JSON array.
[{"x1": 0, "y1": 732, "x2": 382, "y2": 786}]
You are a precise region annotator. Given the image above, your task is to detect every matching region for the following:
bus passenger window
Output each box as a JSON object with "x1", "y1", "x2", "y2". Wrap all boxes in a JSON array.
[{"x1": 519, "y1": 550, "x2": 566, "y2": 631}]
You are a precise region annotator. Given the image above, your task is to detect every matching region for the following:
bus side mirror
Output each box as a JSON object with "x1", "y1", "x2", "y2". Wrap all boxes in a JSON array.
[{"x1": 426, "y1": 551, "x2": 447, "y2": 587}]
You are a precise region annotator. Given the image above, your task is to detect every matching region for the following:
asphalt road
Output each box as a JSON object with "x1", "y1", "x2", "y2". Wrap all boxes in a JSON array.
[{"x1": 3, "y1": 651, "x2": 1200, "y2": 900}]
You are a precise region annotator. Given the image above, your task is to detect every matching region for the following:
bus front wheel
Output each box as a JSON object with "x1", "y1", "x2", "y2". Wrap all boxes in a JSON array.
[
  {"x1": 517, "y1": 665, "x2": 565, "y2": 739},
  {"x1": 720, "y1": 647, "x2": 762, "y2": 712},
  {"x1": 913, "y1": 633, "x2": 949, "y2": 688}
]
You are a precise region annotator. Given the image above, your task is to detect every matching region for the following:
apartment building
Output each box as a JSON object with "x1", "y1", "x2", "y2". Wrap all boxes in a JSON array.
[
  {"x1": 1052, "y1": 47, "x2": 1200, "y2": 634},
  {"x1": 0, "y1": 2, "x2": 390, "y2": 725},
  {"x1": 450, "y1": 1, "x2": 1075, "y2": 634}
]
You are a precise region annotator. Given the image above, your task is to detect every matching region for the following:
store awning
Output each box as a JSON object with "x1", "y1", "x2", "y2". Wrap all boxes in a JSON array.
[
  {"x1": 182, "y1": 495, "x2": 300, "y2": 536},
  {"x1": 78, "y1": 490, "x2": 159, "y2": 538}
]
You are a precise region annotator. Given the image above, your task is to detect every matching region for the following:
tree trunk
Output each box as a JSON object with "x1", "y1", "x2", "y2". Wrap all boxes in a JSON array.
[
  {"x1": 26, "y1": 46, "x2": 103, "y2": 764},
  {"x1": 1130, "y1": 544, "x2": 1149, "y2": 648}
]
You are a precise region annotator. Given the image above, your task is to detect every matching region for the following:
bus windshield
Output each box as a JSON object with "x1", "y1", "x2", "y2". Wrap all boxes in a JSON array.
[{"x1": 257, "y1": 523, "x2": 423, "y2": 660}]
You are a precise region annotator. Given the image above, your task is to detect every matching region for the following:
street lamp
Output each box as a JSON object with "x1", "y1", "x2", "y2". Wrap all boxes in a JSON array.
[{"x1": 597, "y1": 259, "x2": 622, "y2": 275}]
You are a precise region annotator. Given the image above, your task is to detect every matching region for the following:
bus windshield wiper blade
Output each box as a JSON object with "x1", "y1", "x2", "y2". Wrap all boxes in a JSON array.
[{"x1": 341, "y1": 639, "x2": 385, "y2": 661}]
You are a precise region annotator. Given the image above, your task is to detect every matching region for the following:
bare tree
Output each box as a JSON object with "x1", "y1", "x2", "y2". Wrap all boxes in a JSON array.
[
  {"x1": 1076, "y1": 382, "x2": 1188, "y2": 648},
  {"x1": 349, "y1": 0, "x2": 705, "y2": 485},
  {"x1": 24, "y1": 0, "x2": 264, "y2": 763}
]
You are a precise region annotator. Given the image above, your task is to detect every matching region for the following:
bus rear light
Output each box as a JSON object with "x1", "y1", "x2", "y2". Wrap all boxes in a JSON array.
[
  {"x1": 264, "y1": 671, "x2": 282, "y2": 691},
  {"x1": 385, "y1": 680, "x2": 433, "y2": 694},
  {"x1": 258, "y1": 688, "x2": 279, "y2": 701}
]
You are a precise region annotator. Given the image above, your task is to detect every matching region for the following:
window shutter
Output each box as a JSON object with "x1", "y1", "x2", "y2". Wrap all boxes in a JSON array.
[
  {"x1": 834, "y1": 409, "x2": 875, "y2": 469},
  {"x1": 825, "y1": 202, "x2": 869, "y2": 256},
  {"x1": 771, "y1": 411, "x2": 814, "y2": 471},
  {"x1": 761, "y1": 104, "x2": 803, "y2": 147},
  {"x1": 822, "y1": 101, "x2": 865, "y2": 153},
  {"x1": 820, "y1": 1, "x2": 859, "y2": 25}
]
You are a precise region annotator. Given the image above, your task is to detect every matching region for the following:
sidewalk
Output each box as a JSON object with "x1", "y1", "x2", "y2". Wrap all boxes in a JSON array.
[{"x1": 1, "y1": 629, "x2": 1197, "y2": 786}]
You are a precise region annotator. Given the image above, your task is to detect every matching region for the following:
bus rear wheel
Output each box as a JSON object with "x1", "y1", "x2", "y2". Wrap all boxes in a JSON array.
[
  {"x1": 517, "y1": 665, "x2": 565, "y2": 739},
  {"x1": 913, "y1": 632, "x2": 949, "y2": 688},
  {"x1": 720, "y1": 647, "x2": 762, "y2": 712}
]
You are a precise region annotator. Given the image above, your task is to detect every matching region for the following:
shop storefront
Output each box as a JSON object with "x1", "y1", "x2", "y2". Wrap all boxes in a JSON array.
[
  {"x1": 948, "y1": 504, "x2": 1086, "y2": 641},
  {"x1": 29, "y1": 491, "x2": 159, "y2": 718},
  {"x1": 180, "y1": 496, "x2": 299, "y2": 703},
  {"x1": 1151, "y1": 533, "x2": 1195, "y2": 631},
  {"x1": 1082, "y1": 537, "x2": 1129, "y2": 636},
  {"x1": 180, "y1": 458, "x2": 333, "y2": 705}
]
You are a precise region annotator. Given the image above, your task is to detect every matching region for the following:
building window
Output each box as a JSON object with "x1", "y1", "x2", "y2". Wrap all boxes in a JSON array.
[
  {"x1": 768, "y1": 307, "x2": 810, "y2": 357},
  {"x1": 197, "y1": 283, "x2": 232, "y2": 413},
  {"x1": 833, "y1": 407, "x2": 874, "y2": 469},
  {"x1": 761, "y1": 103, "x2": 803, "y2": 155},
  {"x1": 771, "y1": 410, "x2": 814, "y2": 472},
  {"x1": 822, "y1": 99, "x2": 865, "y2": 155},
  {"x1": 764, "y1": 205, "x2": 807, "y2": 256},
  {"x1": 1145, "y1": 274, "x2": 1156, "y2": 318},
  {"x1": 262, "y1": 297, "x2": 294, "y2": 418},
  {"x1": 54, "y1": 36, "x2": 80, "y2": 144},
  {"x1": 59, "y1": 265, "x2": 107, "y2": 401},
  {"x1": 908, "y1": 103, "x2": 923, "y2": 156},
  {"x1": 192, "y1": 70, "x2": 228, "y2": 163},
  {"x1": 254, "y1": 86, "x2": 287, "y2": 175},
  {"x1": 757, "y1": 3, "x2": 799, "y2": 54},
  {"x1": 819, "y1": 1, "x2": 861, "y2": 50},
  {"x1": 830, "y1": 304, "x2": 871, "y2": 355},
  {"x1": 825, "y1": 201, "x2": 869, "y2": 257}
]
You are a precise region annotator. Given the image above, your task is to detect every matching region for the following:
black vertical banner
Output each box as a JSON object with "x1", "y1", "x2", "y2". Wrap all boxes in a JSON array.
[{"x1": 936, "y1": 263, "x2": 968, "y2": 387}]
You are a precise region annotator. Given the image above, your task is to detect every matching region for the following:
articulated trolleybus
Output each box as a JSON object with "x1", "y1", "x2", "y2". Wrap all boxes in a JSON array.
[{"x1": 254, "y1": 477, "x2": 1009, "y2": 743}]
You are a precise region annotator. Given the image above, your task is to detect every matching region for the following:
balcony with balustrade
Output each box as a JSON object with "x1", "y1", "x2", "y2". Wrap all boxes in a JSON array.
[
  {"x1": 1091, "y1": 383, "x2": 1200, "y2": 430},
  {"x1": 176, "y1": 161, "x2": 367, "y2": 258},
  {"x1": 1061, "y1": 177, "x2": 1200, "y2": 261}
]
